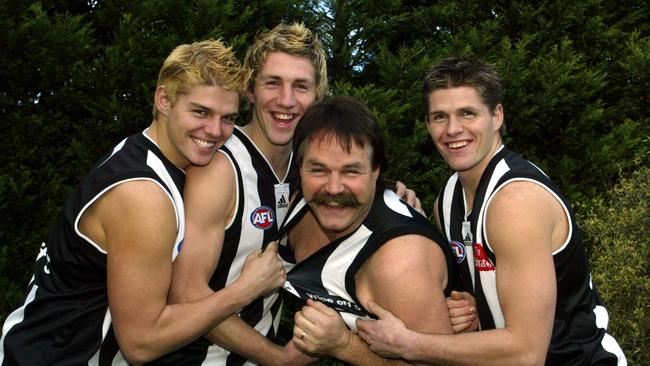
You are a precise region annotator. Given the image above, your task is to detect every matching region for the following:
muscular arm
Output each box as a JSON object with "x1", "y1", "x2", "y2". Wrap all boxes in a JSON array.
[
  {"x1": 358, "y1": 181, "x2": 561, "y2": 365},
  {"x1": 294, "y1": 234, "x2": 452, "y2": 365},
  {"x1": 84, "y1": 180, "x2": 267, "y2": 365},
  {"x1": 169, "y1": 153, "x2": 299, "y2": 366}
]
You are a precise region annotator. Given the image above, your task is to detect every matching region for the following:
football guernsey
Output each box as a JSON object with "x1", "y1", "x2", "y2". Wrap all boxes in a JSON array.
[
  {"x1": 0, "y1": 130, "x2": 185, "y2": 366},
  {"x1": 279, "y1": 189, "x2": 458, "y2": 330},
  {"x1": 152, "y1": 126, "x2": 297, "y2": 365},
  {"x1": 437, "y1": 145, "x2": 626, "y2": 365}
]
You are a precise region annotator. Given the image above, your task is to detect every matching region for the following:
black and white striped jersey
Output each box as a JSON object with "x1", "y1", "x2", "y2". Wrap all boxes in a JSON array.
[
  {"x1": 0, "y1": 130, "x2": 185, "y2": 366},
  {"x1": 279, "y1": 189, "x2": 457, "y2": 330},
  {"x1": 437, "y1": 145, "x2": 626, "y2": 365},
  {"x1": 152, "y1": 126, "x2": 297, "y2": 366}
]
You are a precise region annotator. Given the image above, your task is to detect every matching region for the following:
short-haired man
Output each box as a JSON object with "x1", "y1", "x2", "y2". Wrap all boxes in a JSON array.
[
  {"x1": 165, "y1": 23, "x2": 329, "y2": 365},
  {"x1": 357, "y1": 57, "x2": 627, "y2": 365},
  {"x1": 0, "y1": 40, "x2": 285, "y2": 365},
  {"x1": 278, "y1": 96, "x2": 458, "y2": 365}
]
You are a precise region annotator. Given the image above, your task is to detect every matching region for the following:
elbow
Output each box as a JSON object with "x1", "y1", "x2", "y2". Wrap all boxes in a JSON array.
[
  {"x1": 513, "y1": 349, "x2": 547, "y2": 366},
  {"x1": 118, "y1": 337, "x2": 167, "y2": 365}
]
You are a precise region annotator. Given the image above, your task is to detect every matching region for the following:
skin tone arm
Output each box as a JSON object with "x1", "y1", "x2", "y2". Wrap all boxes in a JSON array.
[
  {"x1": 293, "y1": 234, "x2": 453, "y2": 365},
  {"x1": 432, "y1": 196, "x2": 478, "y2": 334},
  {"x1": 358, "y1": 181, "x2": 563, "y2": 365},
  {"x1": 169, "y1": 153, "x2": 313, "y2": 366},
  {"x1": 79, "y1": 179, "x2": 280, "y2": 365}
]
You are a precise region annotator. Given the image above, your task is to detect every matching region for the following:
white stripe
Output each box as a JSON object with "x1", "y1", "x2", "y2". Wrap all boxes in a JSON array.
[
  {"x1": 322, "y1": 225, "x2": 373, "y2": 329},
  {"x1": 601, "y1": 333, "x2": 627, "y2": 366},
  {"x1": 146, "y1": 150, "x2": 185, "y2": 261},
  {"x1": 0, "y1": 285, "x2": 38, "y2": 363}
]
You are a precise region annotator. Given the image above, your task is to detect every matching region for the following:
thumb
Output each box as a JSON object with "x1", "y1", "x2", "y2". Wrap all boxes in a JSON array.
[
  {"x1": 367, "y1": 301, "x2": 391, "y2": 319},
  {"x1": 451, "y1": 290, "x2": 465, "y2": 300},
  {"x1": 306, "y1": 298, "x2": 336, "y2": 315},
  {"x1": 263, "y1": 241, "x2": 278, "y2": 254}
]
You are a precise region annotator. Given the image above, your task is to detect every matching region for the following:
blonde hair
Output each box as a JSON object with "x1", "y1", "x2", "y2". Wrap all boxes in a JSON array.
[
  {"x1": 244, "y1": 23, "x2": 328, "y2": 99},
  {"x1": 153, "y1": 39, "x2": 251, "y2": 119}
]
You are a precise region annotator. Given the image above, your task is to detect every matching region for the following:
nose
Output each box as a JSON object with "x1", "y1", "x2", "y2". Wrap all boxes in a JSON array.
[
  {"x1": 446, "y1": 115, "x2": 463, "y2": 135},
  {"x1": 325, "y1": 172, "x2": 344, "y2": 195},
  {"x1": 204, "y1": 118, "x2": 223, "y2": 137},
  {"x1": 277, "y1": 84, "x2": 296, "y2": 108}
]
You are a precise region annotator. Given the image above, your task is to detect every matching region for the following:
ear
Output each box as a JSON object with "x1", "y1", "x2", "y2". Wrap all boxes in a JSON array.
[
  {"x1": 154, "y1": 85, "x2": 171, "y2": 116},
  {"x1": 245, "y1": 87, "x2": 255, "y2": 105},
  {"x1": 492, "y1": 104, "x2": 504, "y2": 132}
]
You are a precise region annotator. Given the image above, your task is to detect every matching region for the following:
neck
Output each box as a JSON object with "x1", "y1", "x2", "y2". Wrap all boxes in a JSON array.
[{"x1": 241, "y1": 122, "x2": 292, "y2": 179}]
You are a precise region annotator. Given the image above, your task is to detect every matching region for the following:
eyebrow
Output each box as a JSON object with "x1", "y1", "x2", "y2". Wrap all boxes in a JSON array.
[{"x1": 188, "y1": 102, "x2": 238, "y2": 117}]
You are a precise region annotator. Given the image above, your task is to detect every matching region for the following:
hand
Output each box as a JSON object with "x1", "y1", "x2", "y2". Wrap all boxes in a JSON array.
[
  {"x1": 236, "y1": 241, "x2": 286, "y2": 301},
  {"x1": 356, "y1": 302, "x2": 413, "y2": 359},
  {"x1": 292, "y1": 299, "x2": 351, "y2": 357},
  {"x1": 394, "y1": 181, "x2": 424, "y2": 215},
  {"x1": 447, "y1": 291, "x2": 478, "y2": 333},
  {"x1": 281, "y1": 340, "x2": 320, "y2": 366}
]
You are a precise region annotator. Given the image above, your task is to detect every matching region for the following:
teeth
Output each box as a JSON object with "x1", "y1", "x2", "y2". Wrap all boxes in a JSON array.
[
  {"x1": 192, "y1": 137, "x2": 215, "y2": 148},
  {"x1": 448, "y1": 141, "x2": 468, "y2": 149},
  {"x1": 274, "y1": 113, "x2": 293, "y2": 120}
]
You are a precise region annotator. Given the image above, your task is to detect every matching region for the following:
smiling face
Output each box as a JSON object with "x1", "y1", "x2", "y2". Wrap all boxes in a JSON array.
[
  {"x1": 300, "y1": 133, "x2": 379, "y2": 240},
  {"x1": 246, "y1": 52, "x2": 317, "y2": 147},
  {"x1": 426, "y1": 86, "x2": 503, "y2": 180},
  {"x1": 155, "y1": 84, "x2": 240, "y2": 170}
]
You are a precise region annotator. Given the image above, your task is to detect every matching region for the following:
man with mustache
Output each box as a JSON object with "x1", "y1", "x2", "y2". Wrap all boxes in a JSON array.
[{"x1": 277, "y1": 96, "x2": 459, "y2": 365}]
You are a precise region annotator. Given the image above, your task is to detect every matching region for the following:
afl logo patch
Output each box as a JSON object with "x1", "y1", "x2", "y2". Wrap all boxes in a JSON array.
[
  {"x1": 449, "y1": 241, "x2": 466, "y2": 264},
  {"x1": 250, "y1": 206, "x2": 275, "y2": 230}
]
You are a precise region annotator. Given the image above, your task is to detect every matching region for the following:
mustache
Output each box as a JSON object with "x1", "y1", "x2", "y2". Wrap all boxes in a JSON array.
[{"x1": 310, "y1": 191, "x2": 361, "y2": 208}]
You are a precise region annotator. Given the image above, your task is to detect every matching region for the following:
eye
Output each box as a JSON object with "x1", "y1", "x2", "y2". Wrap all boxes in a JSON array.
[
  {"x1": 193, "y1": 109, "x2": 208, "y2": 117},
  {"x1": 429, "y1": 113, "x2": 447, "y2": 123},
  {"x1": 265, "y1": 80, "x2": 280, "y2": 88},
  {"x1": 294, "y1": 83, "x2": 310, "y2": 92},
  {"x1": 461, "y1": 110, "x2": 476, "y2": 119},
  {"x1": 222, "y1": 115, "x2": 238, "y2": 125}
]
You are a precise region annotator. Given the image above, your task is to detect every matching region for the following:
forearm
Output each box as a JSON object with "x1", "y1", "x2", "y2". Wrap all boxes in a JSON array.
[
  {"x1": 405, "y1": 328, "x2": 544, "y2": 366},
  {"x1": 335, "y1": 333, "x2": 411, "y2": 366},
  {"x1": 116, "y1": 283, "x2": 252, "y2": 364},
  {"x1": 205, "y1": 314, "x2": 288, "y2": 366}
]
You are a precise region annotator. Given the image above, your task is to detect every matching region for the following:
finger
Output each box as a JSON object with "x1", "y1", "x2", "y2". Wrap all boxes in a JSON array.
[
  {"x1": 452, "y1": 321, "x2": 473, "y2": 333},
  {"x1": 448, "y1": 305, "x2": 476, "y2": 318},
  {"x1": 366, "y1": 301, "x2": 391, "y2": 319},
  {"x1": 394, "y1": 181, "x2": 406, "y2": 196},
  {"x1": 306, "y1": 298, "x2": 336, "y2": 315},
  {"x1": 263, "y1": 241, "x2": 278, "y2": 254},
  {"x1": 449, "y1": 314, "x2": 476, "y2": 325}
]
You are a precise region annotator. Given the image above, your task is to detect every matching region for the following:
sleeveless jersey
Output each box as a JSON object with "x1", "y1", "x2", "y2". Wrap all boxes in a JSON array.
[
  {"x1": 152, "y1": 127, "x2": 297, "y2": 366},
  {"x1": 437, "y1": 146, "x2": 626, "y2": 365},
  {"x1": 279, "y1": 189, "x2": 457, "y2": 330},
  {"x1": 0, "y1": 131, "x2": 185, "y2": 366}
]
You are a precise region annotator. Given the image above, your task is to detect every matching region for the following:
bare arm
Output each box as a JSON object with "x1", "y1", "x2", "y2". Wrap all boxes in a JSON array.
[
  {"x1": 83, "y1": 180, "x2": 267, "y2": 364},
  {"x1": 294, "y1": 234, "x2": 452, "y2": 365},
  {"x1": 358, "y1": 181, "x2": 561, "y2": 365},
  {"x1": 169, "y1": 153, "x2": 304, "y2": 366}
]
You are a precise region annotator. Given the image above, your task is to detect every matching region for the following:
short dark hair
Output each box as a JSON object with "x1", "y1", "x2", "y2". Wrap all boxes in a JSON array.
[
  {"x1": 293, "y1": 96, "x2": 388, "y2": 190},
  {"x1": 423, "y1": 57, "x2": 504, "y2": 133}
]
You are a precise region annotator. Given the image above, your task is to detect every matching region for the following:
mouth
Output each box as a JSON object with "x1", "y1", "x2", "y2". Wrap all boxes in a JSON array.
[
  {"x1": 447, "y1": 140, "x2": 469, "y2": 149},
  {"x1": 191, "y1": 136, "x2": 216, "y2": 149},
  {"x1": 272, "y1": 112, "x2": 297, "y2": 126}
]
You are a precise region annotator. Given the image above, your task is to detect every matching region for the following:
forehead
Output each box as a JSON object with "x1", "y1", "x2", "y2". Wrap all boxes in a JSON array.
[
  {"x1": 259, "y1": 51, "x2": 316, "y2": 82},
  {"x1": 428, "y1": 86, "x2": 487, "y2": 111},
  {"x1": 303, "y1": 134, "x2": 372, "y2": 164},
  {"x1": 180, "y1": 84, "x2": 240, "y2": 112}
]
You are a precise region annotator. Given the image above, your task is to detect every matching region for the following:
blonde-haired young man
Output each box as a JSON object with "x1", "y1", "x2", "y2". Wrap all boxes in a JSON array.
[
  {"x1": 166, "y1": 23, "x2": 328, "y2": 365},
  {"x1": 0, "y1": 39, "x2": 285, "y2": 365}
]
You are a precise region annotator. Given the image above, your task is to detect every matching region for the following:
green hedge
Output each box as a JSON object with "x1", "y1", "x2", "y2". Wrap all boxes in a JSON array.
[{"x1": 579, "y1": 166, "x2": 650, "y2": 365}]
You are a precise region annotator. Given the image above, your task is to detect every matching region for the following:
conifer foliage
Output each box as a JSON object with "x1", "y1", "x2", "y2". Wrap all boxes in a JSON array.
[{"x1": 1, "y1": 1, "x2": 647, "y2": 364}]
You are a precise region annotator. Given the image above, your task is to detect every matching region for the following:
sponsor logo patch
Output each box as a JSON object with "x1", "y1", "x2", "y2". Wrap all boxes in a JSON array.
[
  {"x1": 473, "y1": 242, "x2": 495, "y2": 271},
  {"x1": 250, "y1": 206, "x2": 275, "y2": 230},
  {"x1": 449, "y1": 241, "x2": 466, "y2": 264}
]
